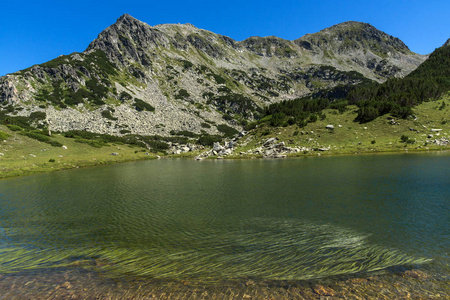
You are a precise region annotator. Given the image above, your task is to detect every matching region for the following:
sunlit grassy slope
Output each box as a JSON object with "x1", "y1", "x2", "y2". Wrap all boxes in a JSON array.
[
  {"x1": 233, "y1": 96, "x2": 450, "y2": 156},
  {"x1": 0, "y1": 128, "x2": 155, "y2": 179},
  {"x1": 1, "y1": 95, "x2": 448, "y2": 178}
]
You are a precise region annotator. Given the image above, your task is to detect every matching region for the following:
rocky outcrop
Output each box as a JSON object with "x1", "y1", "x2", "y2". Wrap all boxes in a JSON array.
[
  {"x1": 295, "y1": 21, "x2": 426, "y2": 80},
  {"x1": 0, "y1": 15, "x2": 428, "y2": 138},
  {"x1": 443, "y1": 38, "x2": 450, "y2": 47}
]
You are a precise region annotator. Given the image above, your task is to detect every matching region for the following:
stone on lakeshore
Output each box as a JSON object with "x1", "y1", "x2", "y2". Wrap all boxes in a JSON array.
[{"x1": 212, "y1": 142, "x2": 224, "y2": 152}]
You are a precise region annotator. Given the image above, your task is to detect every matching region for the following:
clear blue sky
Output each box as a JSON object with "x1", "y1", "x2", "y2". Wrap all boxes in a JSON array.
[{"x1": 1, "y1": 0, "x2": 449, "y2": 76}]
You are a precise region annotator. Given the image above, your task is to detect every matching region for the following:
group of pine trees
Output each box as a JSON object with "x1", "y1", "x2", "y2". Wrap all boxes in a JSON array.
[{"x1": 263, "y1": 43, "x2": 450, "y2": 126}]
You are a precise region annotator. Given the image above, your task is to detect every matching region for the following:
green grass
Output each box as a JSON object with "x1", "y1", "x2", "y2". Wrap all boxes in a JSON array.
[
  {"x1": 234, "y1": 98, "x2": 450, "y2": 156},
  {"x1": 0, "y1": 126, "x2": 156, "y2": 179},
  {"x1": 1, "y1": 96, "x2": 449, "y2": 178}
]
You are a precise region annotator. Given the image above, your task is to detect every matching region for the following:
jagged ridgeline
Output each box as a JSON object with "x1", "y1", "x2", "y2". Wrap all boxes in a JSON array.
[{"x1": 0, "y1": 14, "x2": 427, "y2": 141}]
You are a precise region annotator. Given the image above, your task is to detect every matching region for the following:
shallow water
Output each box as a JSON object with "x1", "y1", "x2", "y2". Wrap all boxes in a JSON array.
[{"x1": 0, "y1": 153, "x2": 449, "y2": 298}]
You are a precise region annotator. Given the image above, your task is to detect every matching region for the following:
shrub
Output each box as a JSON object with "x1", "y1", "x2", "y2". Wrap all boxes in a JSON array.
[
  {"x1": 400, "y1": 135, "x2": 415, "y2": 144},
  {"x1": 0, "y1": 131, "x2": 10, "y2": 140},
  {"x1": 29, "y1": 111, "x2": 46, "y2": 120},
  {"x1": 175, "y1": 89, "x2": 190, "y2": 100},
  {"x1": 49, "y1": 140, "x2": 63, "y2": 147},
  {"x1": 176, "y1": 130, "x2": 197, "y2": 137},
  {"x1": 270, "y1": 112, "x2": 286, "y2": 127},
  {"x1": 24, "y1": 132, "x2": 51, "y2": 143},
  {"x1": 133, "y1": 99, "x2": 155, "y2": 112},
  {"x1": 217, "y1": 124, "x2": 239, "y2": 137},
  {"x1": 202, "y1": 92, "x2": 214, "y2": 99},
  {"x1": 86, "y1": 79, "x2": 108, "y2": 103},
  {"x1": 101, "y1": 110, "x2": 118, "y2": 120},
  {"x1": 210, "y1": 73, "x2": 226, "y2": 84},
  {"x1": 201, "y1": 122, "x2": 211, "y2": 128},
  {"x1": 180, "y1": 59, "x2": 193, "y2": 69},
  {"x1": 308, "y1": 114, "x2": 318, "y2": 123},
  {"x1": 197, "y1": 134, "x2": 222, "y2": 146},
  {"x1": 222, "y1": 114, "x2": 233, "y2": 121},
  {"x1": 48, "y1": 159, "x2": 56, "y2": 163},
  {"x1": 244, "y1": 122, "x2": 257, "y2": 131},
  {"x1": 119, "y1": 91, "x2": 133, "y2": 101},
  {"x1": 261, "y1": 129, "x2": 270, "y2": 136},
  {"x1": 147, "y1": 140, "x2": 169, "y2": 153},
  {"x1": 74, "y1": 139, "x2": 106, "y2": 148},
  {"x1": 6, "y1": 124, "x2": 22, "y2": 131}
]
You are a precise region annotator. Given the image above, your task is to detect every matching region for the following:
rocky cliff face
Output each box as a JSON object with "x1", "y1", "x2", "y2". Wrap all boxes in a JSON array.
[
  {"x1": 443, "y1": 38, "x2": 450, "y2": 47},
  {"x1": 0, "y1": 15, "x2": 427, "y2": 137}
]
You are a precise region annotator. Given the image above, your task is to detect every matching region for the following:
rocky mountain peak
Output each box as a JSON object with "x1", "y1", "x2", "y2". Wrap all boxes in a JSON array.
[
  {"x1": 443, "y1": 38, "x2": 450, "y2": 47},
  {"x1": 117, "y1": 13, "x2": 136, "y2": 22},
  {"x1": 86, "y1": 13, "x2": 169, "y2": 67},
  {"x1": 295, "y1": 21, "x2": 410, "y2": 56},
  {"x1": 0, "y1": 16, "x2": 429, "y2": 139}
]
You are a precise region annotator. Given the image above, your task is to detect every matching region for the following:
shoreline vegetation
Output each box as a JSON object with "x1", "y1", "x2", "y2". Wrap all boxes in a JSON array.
[{"x1": 1, "y1": 100, "x2": 449, "y2": 180}]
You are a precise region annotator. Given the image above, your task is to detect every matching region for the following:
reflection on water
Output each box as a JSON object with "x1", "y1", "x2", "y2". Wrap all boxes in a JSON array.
[{"x1": 0, "y1": 153, "x2": 449, "y2": 298}]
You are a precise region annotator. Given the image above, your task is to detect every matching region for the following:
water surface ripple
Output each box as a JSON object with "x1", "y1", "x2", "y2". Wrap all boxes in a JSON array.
[{"x1": 0, "y1": 153, "x2": 449, "y2": 283}]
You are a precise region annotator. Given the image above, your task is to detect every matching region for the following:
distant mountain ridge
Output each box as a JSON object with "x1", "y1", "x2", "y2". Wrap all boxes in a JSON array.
[{"x1": 0, "y1": 14, "x2": 428, "y2": 137}]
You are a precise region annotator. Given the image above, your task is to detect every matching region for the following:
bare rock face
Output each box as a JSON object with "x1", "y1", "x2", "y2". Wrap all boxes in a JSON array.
[
  {"x1": 0, "y1": 15, "x2": 428, "y2": 137},
  {"x1": 295, "y1": 21, "x2": 426, "y2": 80},
  {"x1": 443, "y1": 38, "x2": 450, "y2": 47}
]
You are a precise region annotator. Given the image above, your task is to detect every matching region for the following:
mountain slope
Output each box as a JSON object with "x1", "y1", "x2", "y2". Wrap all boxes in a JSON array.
[
  {"x1": 295, "y1": 21, "x2": 425, "y2": 80},
  {"x1": 0, "y1": 15, "x2": 427, "y2": 138}
]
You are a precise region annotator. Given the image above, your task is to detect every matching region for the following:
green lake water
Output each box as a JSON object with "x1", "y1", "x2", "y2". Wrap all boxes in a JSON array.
[{"x1": 0, "y1": 153, "x2": 449, "y2": 297}]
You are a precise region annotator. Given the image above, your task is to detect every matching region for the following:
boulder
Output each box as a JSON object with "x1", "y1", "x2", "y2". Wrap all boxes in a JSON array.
[
  {"x1": 180, "y1": 146, "x2": 190, "y2": 153},
  {"x1": 264, "y1": 149, "x2": 274, "y2": 156},
  {"x1": 263, "y1": 137, "x2": 278, "y2": 146},
  {"x1": 213, "y1": 142, "x2": 224, "y2": 152},
  {"x1": 326, "y1": 125, "x2": 334, "y2": 130},
  {"x1": 224, "y1": 148, "x2": 233, "y2": 155}
]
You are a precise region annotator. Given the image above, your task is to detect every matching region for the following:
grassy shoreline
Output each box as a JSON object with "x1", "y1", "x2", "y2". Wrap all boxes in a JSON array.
[
  {"x1": 1, "y1": 100, "x2": 449, "y2": 180},
  {"x1": 1, "y1": 133, "x2": 448, "y2": 180}
]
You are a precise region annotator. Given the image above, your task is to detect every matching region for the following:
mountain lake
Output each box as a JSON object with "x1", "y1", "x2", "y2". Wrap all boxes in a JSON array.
[{"x1": 0, "y1": 152, "x2": 449, "y2": 299}]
